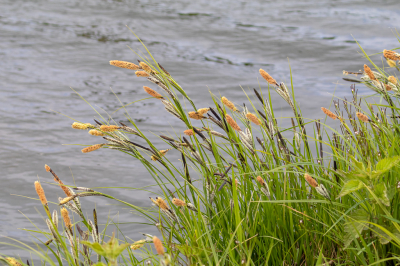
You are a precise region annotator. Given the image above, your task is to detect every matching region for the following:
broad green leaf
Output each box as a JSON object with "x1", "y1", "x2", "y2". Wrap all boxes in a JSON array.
[
  {"x1": 372, "y1": 225, "x2": 391, "y2": 244},
  {"x1": 373, "y1": 183, "x2": 390, "y2": 206},
  {"x1": 349, "y1": 155, "x2": 365, "y2": 171},
  {"x1": 343, "y1": 209, "x2": 370, "y2": 248},
  {"x1": 376, "y1": 156, "x2": 400, "y2": 173},
  {"x1": 81, "y1": 241, "x2": 107, "y2": 257},
  {"x1": 111, "y1": 243, "x2": 130, "y2": 258},
  {"x1": 336, "y1": 180, "x2": 364, "y2": 199}
]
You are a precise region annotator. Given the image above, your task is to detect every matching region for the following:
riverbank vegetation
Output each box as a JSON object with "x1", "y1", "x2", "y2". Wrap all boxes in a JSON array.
[{"x1": 2, "y1": 36, "x2": 400, "y2": 265}]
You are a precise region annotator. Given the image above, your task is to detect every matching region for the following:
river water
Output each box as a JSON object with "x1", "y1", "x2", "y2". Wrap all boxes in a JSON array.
[{"x1": 1, "y1": 0, "x2": 399, "y2": 259}]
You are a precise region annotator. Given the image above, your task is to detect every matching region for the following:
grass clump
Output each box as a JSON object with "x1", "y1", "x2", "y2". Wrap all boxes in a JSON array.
[{"x1": 3, "y1": 36, "x2": 400, "y2": 266}]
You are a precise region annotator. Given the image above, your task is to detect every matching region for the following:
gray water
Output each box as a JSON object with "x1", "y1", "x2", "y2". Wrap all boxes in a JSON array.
[{"x1": 1, "y1": 0, "x2": 400, "y2": 260}]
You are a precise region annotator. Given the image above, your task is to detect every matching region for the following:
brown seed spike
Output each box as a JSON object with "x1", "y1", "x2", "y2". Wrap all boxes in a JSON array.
[
  {"x1": 259, "y1": 69, "x2": 278, "y2": 86},
  {"x1": 172, "y1": 198, "x2": 186, "y2": 207},
  {"x1": 61, "y1": 207, "x2": 72, "y2": 232},
  {"x1": 304, "y1": 173, "x2": 318, "y2": 188},
  {"x1": 89, "y1": 129, "x2": 105, "y2": 136},
  {"x1": 153, "y1": 236, "x2": 165, "y2": 255},
  {"x1": 225, "y1": 114, "x2": 241, "y2": 131},
  {"x1": 45, "y1": 164, "x2": 51, "y2": 172},
  {"x1": 35, "y1": 181, "x2": 47, "y2": 206},
  {"x1": 156, "y1": 197, "x2": 169, "y2": 211},
  {"x1": 256, "y1": 176, "x2": 265, "y2": 186},
  {"x1": 184, "y1": 129, "x2": 195, "y2": 136},
  {"x1": 221, "y1": 97, "x2": 237, "y2": 111},
  {"x1": 321, "y1": 107, "x2": 337, "y2": 120},
  {"x1": 197, "y1": 108, "x2": 210, "y2": 115},
  {"x1": 81, "y1": 144, "x2": 104, "y2": 153},
  {"x1": 188, "y1": 111, "x2": 206, "y2": 120},
  {"x1": 356, "y1": 112, "x2": 369, "y2": 123},
  {"x1": 246, "y1": 113, "x2": 261, "y2": 125},
  {"x1": 363, "y1": 64, "x2": 376, "y2": 81},
  {"x1": 71, "y1": 122, "x2": 92, "y2": 130},
  {"x1": 143, "y1": 86, "x2": 163, "y2": 99},
  {"x1": 139, "y1": 62, "x2": 153, "y2": 73},
  {"x1": 383, "y1": 49, "x2": 400, "y2": 61},
  {"x1": 135, "y1": 71, "x2": 150, "y2": 77},
  {"x1": 100, "y1": 125, "x2": 119, "y2": 132},
  {"x1": 110, "y1": 60, "x2": 140, "y2": 70},
  {"x1": 388, "y1": 76, "x2": 397, "y2": 85}
]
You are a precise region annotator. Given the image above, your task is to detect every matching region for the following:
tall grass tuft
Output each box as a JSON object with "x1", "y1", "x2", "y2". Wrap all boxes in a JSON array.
[{"x1": 3, "y1": 35, "x2": 400, "y2": 266}]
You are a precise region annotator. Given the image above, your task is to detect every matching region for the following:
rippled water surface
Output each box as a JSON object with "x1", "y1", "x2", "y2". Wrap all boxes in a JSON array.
[{"x1": 1, "y1": 0, "x2": 399, "y2": 258}]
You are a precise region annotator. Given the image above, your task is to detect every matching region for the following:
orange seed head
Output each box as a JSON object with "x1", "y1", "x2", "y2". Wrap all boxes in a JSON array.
[
  {"x1": 364, "y1": 64, "x2": 376, "y2": 80},
  {"x1": 35, "y1": 181, "x2": 47, "y2": 205},
  {"x1": 356, "y1": 112, "x2": 369, "y2": 123},
  {"x1": 388, "y1": 76, "x2": 397, "y2": 85},
  {"x1": 143, "y1": 86, "x2": 163, "y2": 99},
  {"x1": 109, "y1": 60, "x2": 140, "y2": 70},
  {"x1": 221, "y1": 97, "x2": 237, "y2": 111},
  {"x1": 321, "y1": 107, "x2": 337, "y2": 120},
  {"x1": 135, "y1": 71, "x2": 150, "y2": 77},
  {"x1": 172, "y1": 198, "x2": 186, "y2": 207},
  {"x1": 81, "y1": 144, "x2": 104, "y2": 153},
  {"x1": 89, "y1": 129, "x2": 105, "y2": 136},
  {"x1": 100, "y1": 125, "x2": 119, "y2": 132},
  {"x1": 246, "y1": 113, "x2": 261, "y2": 125},
  {"x1": 153, "y1": 236, "x2": 165, "y2": 255},
  {"x1": 225, "y1": 114, "x2": 241, "y2": 131},
  {"x1": 72, "y1": 122, "x2": 92, "y2": 130},
  {"x1": 259, "y1": 69, "x2": 278, "y2": 85},
  {"x1": 304, "y1": 173, "x2": 318, "y2": 188},
  {"x1": 184, "y1": 129, "x2": 195, "y2": 136},
  {"x1": 383, "y1": 49, "x2": 400, "y2": 61}
]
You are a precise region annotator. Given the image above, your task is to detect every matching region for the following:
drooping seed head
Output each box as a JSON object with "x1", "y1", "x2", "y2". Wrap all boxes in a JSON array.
[
  {"x1": 246, "y1": 113, "x2": 261, "y2": 125},
  {"x1": 356, "y1": 112, "x2": 369, "y2": 123},
  {"x1": 153, "y1": 236, "x2": 165, "y2": 255},
  {"x1": 109, "y1": 60, "x2": 140, "y2": 70},
  {"x1": 135, "y1": 71, "x2": 150, "y2": 77},
  {"x1": 225, "y1": 114, "x2": 241, "y2": 131},
  {"x1": 61, "y1": 207, "x2": 72, "y2": 231},
  {"x1": 197, "y1": 108, "x2": 210, "y2": 115},
  {"x1": 156, "y1": 197, "x2": 169, "y2": 210},
  {"x1": 321, "y1": 107, "x2": 337, "y2": 120},
  {"x1": 139, "y1": 62, "x2": 153, "y2": 73},
  {"x1": 221, "y1": 97, "x2": 237, "y2": 111},
  {"x1": 143, "y1": 86, "x2": 163, "y2": 99},
  {"x1": 131, "y1": 239, "x2": 146, "y2": 250},
  {"x1": 383, "y1": 49, "x2": 400, "y2": 61},
  {"x1": 259, "y1": 69, "x2": 278, "y2": 86},
  {"x1": 386, "y1": 84, "x2": 392, "y2": 91},
  {"x1": 81, "y1": 144, "x2": 104, "y2": 153},
  {"x1": 172, "y1": 198, "x2": 186, "y2": 207},
  {"x1": 184, "y1": 129, "x2": 195, "y2": 136},
  {"x1": 304, "y1": 173, "x2": 318, "y2": 188},
  {"x1": 363, "y1": 64, "x2": 376, "y2": 80},
  {"x1": 45, "y1": 164, "x2": 51, "y2": 172},
  {"x1": 89, "y1": 129, "x2": 105, "y2": 136},
  {"x1": 71, "y1": 122, "x2": 92, "y2": 130},
  {"x1": 388, "y1": 76, "x2": 397, "y2": 85},
  {"x1": 188, "y1": 111, "x2": 206, "y2": 120},
  {"x1": 387, "y1": 59, "x2": 397, "y2": 67},
  {"x1": 256, "y1": 176, "x2": 265, "y2": 186},
  {"x1": 100, "y1": 125, "x2": 119, "y2": 132},
  {"x1": 35, "y1": 181, "x2": 47, "y2": 205}
]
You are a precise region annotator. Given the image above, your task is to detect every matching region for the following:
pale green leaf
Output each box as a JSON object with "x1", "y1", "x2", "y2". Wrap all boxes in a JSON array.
[
  {"x1": 373, "y1": 183, "x2": 390, "y2": 206},
  {"x1": 336, "y1": 180, "x2": 363, "y2": 199},
  {"x1": 376, "y1": 156, "x2": 400, "y2": 173}
]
